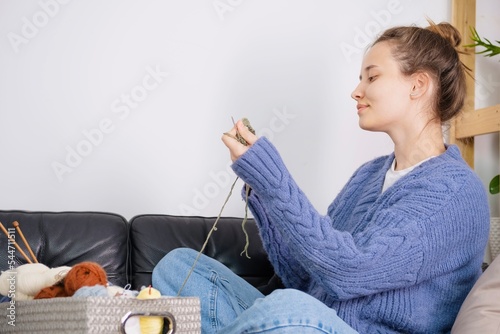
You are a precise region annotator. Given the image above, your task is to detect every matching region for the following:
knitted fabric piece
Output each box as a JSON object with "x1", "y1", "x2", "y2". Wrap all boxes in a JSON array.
[{"x1": 232, "y1": 137, "x2": 490, "y2": 334}]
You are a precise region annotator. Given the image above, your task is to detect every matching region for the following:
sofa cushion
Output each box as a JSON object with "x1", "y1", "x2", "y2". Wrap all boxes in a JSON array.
[
  {"x1": 452, "y1": 256, "x2": 500, "y2": 333},
  {"x1": 0, "y1": 211, "x2": 129, "y2": 287},
  {"x1": 129, "y1": 214, "x2": 275, "y2": 291}
]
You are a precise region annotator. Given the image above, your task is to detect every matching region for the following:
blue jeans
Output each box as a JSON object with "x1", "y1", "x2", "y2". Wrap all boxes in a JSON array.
[{"x1": 152, "y1": 248, "x2": 358, "y2": 334}]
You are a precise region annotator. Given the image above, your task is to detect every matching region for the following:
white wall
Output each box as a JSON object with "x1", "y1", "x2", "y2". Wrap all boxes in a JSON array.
[
  {"x1": 474, "y1": 0, "x2": 500, "y2": 218},
  {"x1": 0, "y1": 0, "x2": 465, "y2": 220}
]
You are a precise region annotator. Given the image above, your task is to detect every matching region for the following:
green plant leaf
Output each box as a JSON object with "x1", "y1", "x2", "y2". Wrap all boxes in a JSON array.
[
  {"x1": 465, "y1": 27, "x2": 500, "y2": 58},
  {"x1": 490, "y1": 174, "x2": 500, "y2": 195}
]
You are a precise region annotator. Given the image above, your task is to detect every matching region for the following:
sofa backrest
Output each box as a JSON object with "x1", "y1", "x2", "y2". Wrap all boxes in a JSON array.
[
  {"x1": 129, "y1": 214, "x2": 275, "y2": 291},
  {"x1": 0, "y1": 211, "x2": 129, "y2": 287},
  {"x1": 0, "y1": 211, "x2": 275, "y2": 294}
]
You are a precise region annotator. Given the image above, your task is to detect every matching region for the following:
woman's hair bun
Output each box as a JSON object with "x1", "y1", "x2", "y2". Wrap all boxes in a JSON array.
[{"x1": 426, "y1": 20, "x2": 462, "y2": 49}]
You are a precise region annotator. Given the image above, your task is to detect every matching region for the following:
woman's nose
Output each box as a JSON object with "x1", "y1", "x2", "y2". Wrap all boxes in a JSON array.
[{"x1": 351, "y1": 85, "x2": 363, "y2": 101}]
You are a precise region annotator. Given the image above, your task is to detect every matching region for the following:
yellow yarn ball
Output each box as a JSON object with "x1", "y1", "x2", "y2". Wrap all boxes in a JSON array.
[{"x1": 137, "y1": 286, "x2": 163, "y2": 334}]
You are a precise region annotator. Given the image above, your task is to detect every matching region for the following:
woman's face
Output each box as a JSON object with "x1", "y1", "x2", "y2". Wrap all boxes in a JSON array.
[{"x1": 351, "y1": 41, "x2": 414, "y2": 134}]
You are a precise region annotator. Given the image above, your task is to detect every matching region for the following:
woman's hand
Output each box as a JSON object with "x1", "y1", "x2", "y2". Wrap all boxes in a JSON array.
[{"x1": 221, "y1": 119, "x2": 258, "y2": 162}]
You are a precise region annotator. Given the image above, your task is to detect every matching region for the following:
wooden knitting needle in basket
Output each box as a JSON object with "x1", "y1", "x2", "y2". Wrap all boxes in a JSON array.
[
  {"x1": 12, "y1": 221, "x2": 38, "y2": 263},
  {"x1": 0, "y1": 221, "x2": 35, "y2": 264}
]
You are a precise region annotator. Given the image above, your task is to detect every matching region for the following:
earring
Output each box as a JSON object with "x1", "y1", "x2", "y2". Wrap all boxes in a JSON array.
[{"x1": 410, "y1": 92, "x2": 417, "y2": 96}]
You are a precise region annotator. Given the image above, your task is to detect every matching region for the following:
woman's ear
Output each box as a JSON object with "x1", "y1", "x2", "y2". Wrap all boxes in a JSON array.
[{"x1": 409, "y1": 72, "x2": 432, "y2": 98}]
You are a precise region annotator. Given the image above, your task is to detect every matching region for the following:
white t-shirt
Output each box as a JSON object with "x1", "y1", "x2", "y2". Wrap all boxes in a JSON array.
[{"x1": 382, "y1": 157, "x2": 434, "y2": 193}]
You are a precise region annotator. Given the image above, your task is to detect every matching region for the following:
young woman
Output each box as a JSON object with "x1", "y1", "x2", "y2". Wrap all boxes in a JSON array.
[{"x1": 153, "y1": 21, "x2": 490, "y2": 333}]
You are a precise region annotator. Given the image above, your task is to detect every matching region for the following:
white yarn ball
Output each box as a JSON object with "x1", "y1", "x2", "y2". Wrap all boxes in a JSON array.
[
  {"x1": 0, "y1": 263, "x2": 49, "y2": 299},
  {"x1": 14, "y1": 263, "x2": 50, "y2": 296},
  {"x1": 0, "y1": 264, "x2": 72, "y2": 300}
]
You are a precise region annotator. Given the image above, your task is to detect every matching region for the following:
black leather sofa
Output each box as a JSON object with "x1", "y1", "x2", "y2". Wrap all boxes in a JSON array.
[
  {"x1": 0, "y1": 210, "x2": 276, "y2": 295},
  {"x1": 2, "y1": 211, "x2": 500, "y2": 332}
]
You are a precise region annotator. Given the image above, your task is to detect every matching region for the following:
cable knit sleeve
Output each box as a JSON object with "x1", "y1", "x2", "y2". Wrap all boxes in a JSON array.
[
  {"x1": 231, "y1": 137, "x2": 490, "y2": 302},
  {"x1": 244, "y1": 189, "x2": 312, "y2": 290}
]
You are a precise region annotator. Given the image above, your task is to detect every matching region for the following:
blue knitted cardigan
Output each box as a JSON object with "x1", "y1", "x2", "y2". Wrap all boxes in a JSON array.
[{"x1": 232, "y1": 137, "x2": 490, "y2": 334}]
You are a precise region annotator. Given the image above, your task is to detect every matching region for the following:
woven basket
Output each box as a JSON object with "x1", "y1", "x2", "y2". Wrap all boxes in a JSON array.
[
  {"x1": 0, "y1": 296, "x2": 200, "y2": 334},
  {"x1": 490, "y1": 217, "x2": 500, "y2": 261}
]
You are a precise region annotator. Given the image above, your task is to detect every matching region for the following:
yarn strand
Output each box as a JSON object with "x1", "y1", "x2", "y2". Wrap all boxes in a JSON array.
[
  {"x1": 177, "y1": 176, "x2": 239, "y2": 296},
  {"x1": 240, "y1": 184, "x2": 251, "y2": 259},
  {"x1": 177, "y1": 117, "x2": 255, "y2": 295}
]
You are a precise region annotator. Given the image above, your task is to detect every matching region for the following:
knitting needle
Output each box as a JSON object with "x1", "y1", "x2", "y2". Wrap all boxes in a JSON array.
[
  {"x1": 222, "y1": 117, "x2": 239, "y2": 142},
  {"x1": 231, "y1": 116, "x2": 242, "y2": 140},
  {"x1": 12, "y1": 221, "x2": 38, "y2": 263},
  {"x1": 0, "y1": 221, "x2": 33, "y2": 264}
]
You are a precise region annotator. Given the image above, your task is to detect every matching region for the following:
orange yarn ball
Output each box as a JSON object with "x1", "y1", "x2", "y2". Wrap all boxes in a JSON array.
[
  {"x1": 34, "y1": 282, "x2": 67, "y2": 299},
  {"x1": 64, "y1": 262, "x2": 107, "y2": 296}
]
